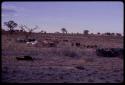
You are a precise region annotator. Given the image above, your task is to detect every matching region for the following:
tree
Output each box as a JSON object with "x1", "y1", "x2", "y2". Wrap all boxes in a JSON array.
[
  {"x1": 20, "y1": 25, "x2": 38, "y2": 39},
  {"x1": 61, "y1": 28, "x2": 67, "y2": 34},
  {"x1": 19, "y1": 25, "x2": 27, "y2": 32},
  {"x1": 91, "y1": 33, "x2": 94, "y2": 35},
  {"x1": 111, "y1": 33, "x2": 115, "y2": 36},
  {"x1": 4, "y1": 20, "x2": 18, "y2": 34},
  {"x1": 83, "y1": 30, "x2": 89, "y2": 35},
  {"x1": 105, "y1": 32, "x2": 111, "y2": 36},
  {"x1": 97, "y1": 32, "x2": 100, "y2": 35},
  {"x1": 40, "y1": 30, "x2": 46, "y2": 33},
  {"x1": 40, "y1": 30, "x2": 44, "y2": 33},
  {"x1": 116, "y1": 33, "x2": 122, "y2": 36},
  {"x1": 77, "y1": 32, "x2": 80, "y2": 34}
]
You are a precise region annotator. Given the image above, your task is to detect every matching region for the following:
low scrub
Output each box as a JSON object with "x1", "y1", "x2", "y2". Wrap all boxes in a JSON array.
[
  {"x1": 43, "y1": 47, "x2": 83, "y2": 58},
  {"x1": 75, "y1": 66, "x2": 85, "y2": 70},
  {"x1": 61, "y1": 48, "x2": 81, "y2": 58}
]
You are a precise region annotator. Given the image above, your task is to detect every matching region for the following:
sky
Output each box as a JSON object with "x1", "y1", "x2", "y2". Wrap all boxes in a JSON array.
[{"x1": 2, "y1": 1, "x2": 124, "y2": 34}]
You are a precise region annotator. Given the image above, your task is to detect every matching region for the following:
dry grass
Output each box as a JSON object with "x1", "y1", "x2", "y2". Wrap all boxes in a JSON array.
[
  {"x1": 2, "y1": 33, "x2": 123, "y2": 83},
  {"x1": 45, "y1": 47, "x2": 83, "y2": 58}
]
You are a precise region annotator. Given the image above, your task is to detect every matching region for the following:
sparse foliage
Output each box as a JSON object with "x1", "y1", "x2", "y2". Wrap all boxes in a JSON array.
[
  {"x1": 25, "y1": 25, "x2": 38, "y2": 33},
  {"x1": 4, "y1": 20, "x2": 18, "y2": 34},
  {"x1": 19, "y1": 25, "x2": 27, "y2": 32},
  {"x1": 19, "y1": 25, "x2": 38, "y2": 39}
]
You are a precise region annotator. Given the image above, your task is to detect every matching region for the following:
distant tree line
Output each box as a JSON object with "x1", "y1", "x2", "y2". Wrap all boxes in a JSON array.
[{"x1": 2, "y1": 20, "x2": 122, "y2": 37}]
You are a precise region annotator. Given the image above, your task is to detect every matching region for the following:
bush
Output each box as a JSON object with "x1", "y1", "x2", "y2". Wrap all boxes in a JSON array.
[
  {"x1": 61, "y1": 47, "x2": 81, "y2": 58},
  {"x1": 75, "y1": 66, "x2": 85, "y2": 70}
]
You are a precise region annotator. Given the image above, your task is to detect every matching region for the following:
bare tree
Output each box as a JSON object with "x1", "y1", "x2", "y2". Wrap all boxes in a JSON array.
[
  {"x1": 19, "y1": 25, "x2": 27, "y2": 32},
  {"x1": 20, "y1": 25, "x2": 38, "y2": 39},
  {"x1": 4, "y1": 20, "x2": 18, "y2": 34},
  {"x1": 61, "y1": 28, "x2": 67, "y2": 34}
]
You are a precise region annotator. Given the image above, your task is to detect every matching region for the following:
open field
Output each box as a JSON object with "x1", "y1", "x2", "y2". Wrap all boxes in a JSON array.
[{"x1": 2, "y1": 33, "x2": 123, "y2": 83}]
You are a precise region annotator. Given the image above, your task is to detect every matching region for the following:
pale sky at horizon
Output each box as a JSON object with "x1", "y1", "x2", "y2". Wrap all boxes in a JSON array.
[{"x1": 2, "y1": 1, "x2": 124, "y2": 34}]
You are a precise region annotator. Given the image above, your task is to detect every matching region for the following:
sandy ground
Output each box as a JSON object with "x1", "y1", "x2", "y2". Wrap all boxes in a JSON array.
[
  {"x1": 2, "y1": 49, "x2": 123, "y2": 83},
  {"x1": 2, "y1": 34, "x2": 123, "y2": 83}
]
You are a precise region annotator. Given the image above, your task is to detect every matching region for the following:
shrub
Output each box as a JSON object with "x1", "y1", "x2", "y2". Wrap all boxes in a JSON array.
[
  {"x1": 61, "y1": 47, "x2": 81, "y2": 58},
  {"x1": 75, "y1": 66, "x2": 85, "y2": 70}
]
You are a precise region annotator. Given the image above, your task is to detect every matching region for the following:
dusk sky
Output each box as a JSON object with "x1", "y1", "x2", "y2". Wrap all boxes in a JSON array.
[{"x1": 2, "y1": 1, "x2": 123, "y2": 34}]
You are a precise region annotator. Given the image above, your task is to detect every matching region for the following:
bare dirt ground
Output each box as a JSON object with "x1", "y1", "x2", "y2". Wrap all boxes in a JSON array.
[{"x1": 2, "y1": 33, "x2": 123, "y2": 83}]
